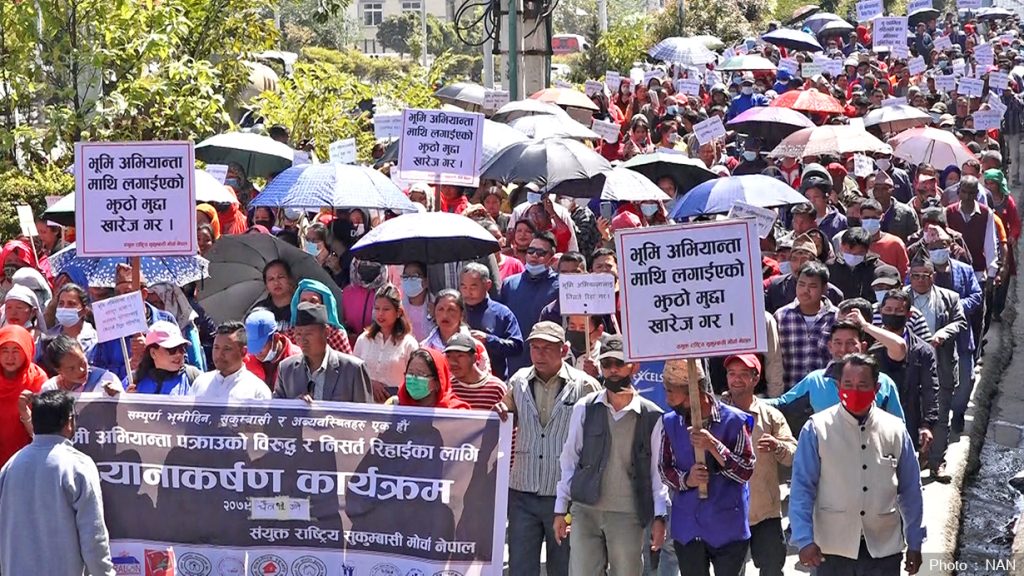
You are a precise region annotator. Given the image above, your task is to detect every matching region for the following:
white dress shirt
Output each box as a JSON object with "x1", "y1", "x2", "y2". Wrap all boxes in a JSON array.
[
  {"x1": 555, "y1": 390, "x2": 669, "y2": 516},
  {"x1": 188, "y1": 366, "x2": 271, "y2": 401}
]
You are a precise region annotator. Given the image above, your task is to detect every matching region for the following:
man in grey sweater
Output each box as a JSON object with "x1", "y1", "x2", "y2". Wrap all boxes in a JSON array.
[{"x1": 0, "y1": 390, "x2": 115, "y2": 576}]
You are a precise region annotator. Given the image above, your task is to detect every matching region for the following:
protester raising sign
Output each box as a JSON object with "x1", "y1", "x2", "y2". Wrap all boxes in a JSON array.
[
  {"x1": 74, "y1": 395, "x2": 513, "y2": 576},
  {"x1": 873, "y1": 17, "x2": 908, "y2": 50},
  {"x1": 75, "y1": 141, "x2": 197, "y2": 258},
  {"x1": 374, "y1": 114, "x2": 404, "y2": 140},
  {"x1": 398, "y1": 108, "x2": 485, "y2": 187},
  {"x1": 615, "y1": 220, "x2": 768, "y2": 361},
  {"x1": 559, "y1": 273, "x2": 616, "y2": 315}
]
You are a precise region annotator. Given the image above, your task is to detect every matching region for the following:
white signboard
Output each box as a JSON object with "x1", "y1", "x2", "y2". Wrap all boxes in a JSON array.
[
  {"x1": 934, "y1": 35, "x2": 953, "y2": 51},
  {"x1": 802, "y1": 61, "x2": 825, "y2": 78},
  {"x1": 952, "y1": 58, "x2": 967, "y2": 77},
  {"x1": 874, "y1": 17, "x2": 908, "y2": 50},
  {"x1": 590, "y1": 118, "x2": 621, "y2": 143},
  {"x1": 676, "y1": 78, "x2": 702, "y2": 96},
  {"x1": 16, "y1": 205, "x2": 35, "y2": 237},
  {"x1": 204, "y1": 164, "x2": 228, "y2": 184},
  {"x1": 976, "y1": 44, "x2": 994, "y2": 68},
  {"x1": 554, "y1": 80, "x2": 573, "y2": 89},
  {"x1": 74, "y1": 141, "x2": 197, "y2": 257},
  {"x1": 584, "y1": 80, "x2": 604, "y2": 97},
  {"x1": 973, "y1": 110, "x2": 1002, "y2": 130},
  {"x1": 644, "y1": 69, "x2": 663, "y2": 86},
  {"x1": 559, "y1": 273, "x2": 617, "y2": 315},
  {"x1": 990, "y1": 71, "x2": 1010, "y2": 91},
  {"x1": 328, "y1": 138, "x2": 357, "y2": 165},
  {"x1": 605, "y1": 71, "x2": 622, "y2": 93},
  {"x1": 958, "y1": 77, "x2": 984, "y2": 97},
  {"x1": 908, "y1": 0, "x2": 932, "y2": 13},
  {"x1": 958, "y1": 0, "x2": 981, "y2": 10},
  {"x1": 857, "y1": 0, "x2": 884, "y2": 21},
  {"x1": 727, "y1": 201, "x2": 777, "y2": 239},
  {"x1": 779, "y1": 58, "x2": 799, "y2": 75},
  {"x1": 374, "y1": 114, "x2": 403, "y2": 139},
  {"x1": 882, "y1": 96, "x2": 908, "y2": 107},
  {"x1": 891, "y1": 43, "x2": 910, "y2": 59},
  {"x1": 824, "y1": 60, "x2": 844, "y2": 76},
  {"x1": 398, "y1": 109, "x2": 484, "y2": 187},
  {"x1": 935, "y1": 74, "x2": 956, "y2": 92},
  {"x1": 92, "y1": 291, "x2": 148, "y2": 344},
  {"x1": 908, "y1": 56, "x2": 927, "y2": 75},
  {"x1": 988, "y1": 92, "x2": 1008, "y2": 115},
  {"x1": 484, "y1": 89, "x2": 510, "y2": 111},
  {"x1": 692, "y1": 116, "x2": 727, "y2": 146},
  {"x1": 853, "y1": 154, "x2": 875, "y2": 178},
  {"x1": 615, "y1": 220, "x2": 768, "y2": 361},
  {"x1": 630, "y1": 67, "x2": 644, "y2": 87}
]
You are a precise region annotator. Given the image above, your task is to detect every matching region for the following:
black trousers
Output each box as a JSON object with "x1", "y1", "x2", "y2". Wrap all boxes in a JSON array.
[
  {"x1": 674, "y1": 537, "x2": 749, "y2": 576},
  {"x1": 817, "y1": 539, "x2": 901, "y2": 576},
  {"x1": 747, "y1": 518, "x2": 786, "y2": 576}
]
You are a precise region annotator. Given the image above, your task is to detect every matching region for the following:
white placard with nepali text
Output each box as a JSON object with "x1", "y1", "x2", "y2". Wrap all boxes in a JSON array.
[
  {"x1": 802, "y1": 61, "x2": 824, "y2": 78},
  {"x1": 973, "y1": 110, "x2": 1002, "y2": 130},
  {"x1": 605, "y1": 71, "x2": 622, "y2": 93},
  {"x1": 559, "y1": 273, "x2": 617, "y2": 315},
  {"x1": 727, "y1": 201, "x2": 777, "y2": 239},
  {"x1": 958, "y1": 0, "x2": 981, "y2": 10},
  {"x1": 693, "y1": 116, "x2": 727, "y2": 146},
  {"x1": 484, "y1": 90, "x2": 510, "y2": 111},
  {"x1": 857, "y1": 0, "x2": 883, "y2": 21},
  {"x1": 908, "y1": 0, "x2": 932, "y2": 13},
  {"x1": 882, "y1": 96, "x2": 908, "y2": 107},
  {"x1": 92, "y1": 291, "x2": 148, "y2": 343},
  {"x1": 935, "y1": 74, "x2": 956, "y2": 92},
  {"x1": 873, "y1": 17, "x2": 908, "y2": 49},
  {"x1": 976, "y1": 44, "x2": 994, "y2": 68},
  {"x1": 958, "y1": 77, "x2": 984, "y2": 97},
  {"x1": 990, "y1": 71, "x2": 1010, "y2": 91},
  {"x1": 74, "y1": 141, "x2": 197, "y2": 257},
  {"x1": 16, "y1": 205, "x2": 35, "y2": 237},
  {"x1": 908, "y1": 56, "x2": 927, "y2": 75},
  {"x1": 591, "y1": 118, "x2": 621, "y2": 143},
  {"x1": 824, "y1": 60, "x2": 844, "y2": 76},
  {"x1": 779, "y1": 58, "x2": 799, "y2": 75},
  {"x1": 585, "y1": 80, "x2": 604, "y2": 97},
  {"x1": 328, "y1": 138, "x2": 357, "y2": 165},
  {"x1": 934, "y1": 35, "x2": 953, "y2": 51},
  {"x1": 204, "y1": 164, "x2": 228, "y2": 184},
  {"x1": 676, "y1": 78, "x2": 702, "y2": 96},
  {"x1": 374, "y1": 114, "x2": 404, "y2": 139},
  {"x1": 615, "y1": 220, "x2": 767, "y2": 361},
  {"x1": 398, "y1": 109, "x2": 484, "y2": 187},
  {"x1": 853, "y1": 154, "x2": 875, "y2": 178},
  {"x1": 989, "y1": 92, "x2": 1008, "y2": 116}
]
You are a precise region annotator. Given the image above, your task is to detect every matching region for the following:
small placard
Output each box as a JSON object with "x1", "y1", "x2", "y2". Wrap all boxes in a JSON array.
[
  {"x1": 559, "y1": 273, "x2": 617, "y2": 315},
  {"x1": 990, "y1": 71, "x2": 1010, "y2": 91},
  {"x1": 374, "y1": 114, "x2": 403, "y2": 139},
  {"x1": 591, "y1": 118, "x2": 621, "y2": 143},
  {"x1": 328, "y1": 138, "x2": 357, "y2": 165},
  {"x1": 484, "y1": 89, "x2": 510, "y2": 111},
  {"x1": 935, "y1": 74, "x2": 956, "y2": 92},
  {"x1": 973, "y1": 110, "x2": 1002, "y2": 130},
  {"x1": 857, "y1": 0, "x2": 884, "y2": 21},
  {"x1": 958, "y1": 77, "x2": 984, "y2": 97},
  {"x1": 934, "y1": 35, "x2": 953, "y2": 51},
  {"x1": 881, "y1": 96, "x2": 908, "y2": 107},
  {"x1": 693, "y1": 116, "x2": 727, "y2": 146},
  {"x1": 853, "y1": 154, "x2": 875, "y2": 178},
  {"x1": 16, "y1": 205, "x2": 35, "y2": 237},
  {"x1": 204, "y1": 164, "x2": 228, "y2": 184},
  {"x1": 908, "y1": 56, "x2": 926, "y2": 75},
  {"x1": 605, "y1": 71, "x2": 622, "y2": 93},
  {"x1": 778, "y1": 58, "x2": 799, "y2": 75},
  {"x1": 92, "y1": 291, "x2": 148, "y2": 344},
  {"x1": 728, "y1": 201, "x2": 777, "y2": 239},
  {"x1": 585, "y1": 80, "x2": 604, "y2": 97}
]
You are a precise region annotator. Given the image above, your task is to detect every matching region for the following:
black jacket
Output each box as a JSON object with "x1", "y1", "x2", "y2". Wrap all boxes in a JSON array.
[{"x1": 827, "y1": 254, "x2": 886, "y2": 304}]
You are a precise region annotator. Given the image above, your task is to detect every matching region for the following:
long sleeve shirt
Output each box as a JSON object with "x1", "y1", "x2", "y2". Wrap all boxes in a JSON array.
[
  {"x1": 765, "y1": 365, "x2": 905, "y2": 421},
  {"x1": 789, "y1": 414, "x2": 925, "y2": 552},
  {"x1": 555, "y1": 391, "x2": 669, "y2": 516},
  {"x1": 658, "y1": 400, "x2": 756, "y2": 490},
  {"x1": 464, "y1": 297, "x2": 523, "y2": 380}
]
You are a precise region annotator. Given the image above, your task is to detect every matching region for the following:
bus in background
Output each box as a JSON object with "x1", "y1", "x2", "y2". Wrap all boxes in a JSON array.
[{"x1": 551, "y1": 34, "x2": 590, "y2": 55}]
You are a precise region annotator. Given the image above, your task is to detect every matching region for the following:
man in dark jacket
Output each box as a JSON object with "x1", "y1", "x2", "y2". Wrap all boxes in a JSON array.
[
  {"x1": 765, "y1": 234, "x2": 845, "y2": 314},
  {"x1": 828, "y1": 227, "x2": 886, "y2": 303}
]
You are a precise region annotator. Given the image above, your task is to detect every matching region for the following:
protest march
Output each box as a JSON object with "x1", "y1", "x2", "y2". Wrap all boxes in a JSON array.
[{"x1": 3, "y1": 2, "x2": 1024, "y2": 576}]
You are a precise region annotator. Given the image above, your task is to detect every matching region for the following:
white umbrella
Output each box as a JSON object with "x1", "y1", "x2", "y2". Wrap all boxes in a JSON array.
[
  {"x1": 888, "y1": 127, "x2": 977, "y2": 168},
  {"x1": 601, "y1": 168, "x2": 671, "y2": 202},
  {"x1": 863, "y1": 105, "x2": 931, "y2": 133},
  {"x1": 195, "y1": 132, "x2": 294, "y2": 178},
  {"x1": 195, "y1": 170, "x2": 240, "y2": 204},
  {"x1": 769, "y1": 125, "x2": 891, "y2": 158},
  {"x1": 510, "y1": 115, "x2": 600, "y2": 141},
  {"x1": 491, "y1": 100, "x2": 572, "y2": 124}
]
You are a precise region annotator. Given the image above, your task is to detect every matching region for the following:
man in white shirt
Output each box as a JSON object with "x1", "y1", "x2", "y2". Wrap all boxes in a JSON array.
[{"x1": 189, "y1": 321, "x2": 271, "y2": 401}]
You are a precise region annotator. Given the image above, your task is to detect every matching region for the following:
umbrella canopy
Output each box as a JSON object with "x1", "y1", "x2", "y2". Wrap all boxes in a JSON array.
[
  {"x1": 670, "y1": 175, "x2": 808, "y2": 220},
  {"x1": 787, "y1": 4, "x2": 820, "y2": 24},
  {"x1": 480, "y1": 138, "x2": 612, "y2": 196},
  {"x1": 529, "y1": 87, "x2": 599, "y2": 111},
  {"x1": 648, "y1": 37, "x2": 718, "y2": 65},
  {"x1": 863, "y1": 104, "x2": 931, "y2": 133},
  {"x1": 691, "y1": 35, "x2": 725, "y2": 50},
  {"x1": 195, "y1": 132, "x2": 294, "y2": 179},
  {"x1": 762, "y1": 28, "x2": 823, "y2": 52},
  {"x1": 888, "y1": 127, "x2": 977, "y2": 169},
  {"x1": 817, "y1": 19, "x2": 855, "y2": 36},
  {"x1": 802, "y1": 12, "x2": 843, "y2": 33},
  {"x1": 434, "y1": 82, "x2": 486, "y2": 109},
  {"x1": 718, "y1": 55, "x2": 778, "y2": 71},
  {"x1": 600, "y1": 168, "x2": 671, "y2": 202},
  {"x1": 49, "y1": 244, "x2": 208, "y2": 288},
  {"x1": 619, "y1": 152, "x2": 718, "y2": 193},
  {"x1": 770, "y1": 89, "x2": 843, "y2": 114},
  {"x1": 509, "y1": 114, "x2": 599, "y2": 141},
  {"x1": 726, "y1": 106, "x2": 816, "y2": 143},
  {"x1": 350, "y1": 212, "x2": 499, "y2": 265},
  {"x1": 908, "y1": 8, "x2": 940, "y2": 25},
  {"x1": 978, "y1": 6, "x2": 1013, "y2": 20},
  {"x1": 770, "y1": 125, "x2": 891, "y2": 158},
  {"x1": 374, "y1": 119, "x2": 528, "y2": 169},
  {"x1": 490, "y1": 99, "x2": 572, "y2": 124},
  {"x1": 197, "y1": 234, "x2": 343, "y2": 325},
  {"x1": 250, "y1": 164, "x2": 417, "y2": 212}
]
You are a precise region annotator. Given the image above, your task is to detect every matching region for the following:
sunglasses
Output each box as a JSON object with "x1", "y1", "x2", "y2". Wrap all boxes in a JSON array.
[
  {"x1": 600, "y1": 359, "x2": 626, "y2": 369},
  {"x1": 164, "y1": 345, "x2": 187, "y2": 355},
  {"x1": 525, "y1": 247, "x2": 550, "y2": 256},
  {"x1": 910, "y1": 272, "x2": 933, "y2": 280}
]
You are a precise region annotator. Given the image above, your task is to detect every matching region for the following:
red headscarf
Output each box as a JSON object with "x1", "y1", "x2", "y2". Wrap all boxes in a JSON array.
[
  {"x1": 218, "y1": 186, "x2": 250, "y2": 235},
  {"x1": 0, "y1": 325, "x2": 47, "y2": 467},
  {"x1": 398, "y1": 348, "x2": 470, "y2": 409}
]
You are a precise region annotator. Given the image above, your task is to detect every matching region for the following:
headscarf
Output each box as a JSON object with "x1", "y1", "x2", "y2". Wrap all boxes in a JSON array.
[
  {"x1": 248, "y1": 224, "x2": 272, "y2": 235},
  {"x1": 289, "y1": 279, "x2": 342, "y2": 329},
  {"x1": 397, "y1": 348, "x2": 470, "y2": 409},
  {"x1": 0, "y1": 240, "x2": 38, "y2": 281},
  {"x1": 218, "y1": 188, "x2": 250, "y2": 235},
  {"x1": 0, "y1": 324, "x2": 47, "y2": 466},
  {"x1": 940, "y1": 165, "x2": 961, "y2": 189},
  {"x1": 349, "y1": 259, "x2": 388, "y2": 291},
  {"x1": 150, "y1": 282, "x2": 198, "y2": 331},
  {"x1": 3, "y1": 284, "x2": 45, "y2": 332},
  {"x1": 196, "y1": 203, "x2": 222, "y2": 239},
  {"x1": 983, "y1": 168, "x2": 1010, "y2": 198},
  {"x1": 11, "y1": 267, "x2": 51, "y2": 311}
]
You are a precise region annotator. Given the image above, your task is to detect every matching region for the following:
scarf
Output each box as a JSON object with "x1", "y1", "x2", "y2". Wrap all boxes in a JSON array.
[
  {"x1": 196, "y1": 204, "x2": 222, "y2": 239},
  {"x1": 397, "y1": 348, "x2": 470, "y2": 409},
  {"x1": 290, "y1": 279, "x2": 343, "y2": 329}
]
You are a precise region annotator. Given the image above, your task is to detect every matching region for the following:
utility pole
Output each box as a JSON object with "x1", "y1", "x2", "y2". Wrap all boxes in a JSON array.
[
  {"x1": 422, "y1": 0, "x2": 429, "y2": 67},
  {"x1": 483, "y1": 36, "x2": 494, "y2": 87},
  {"x1": 598, "y1": 0, "x2": 607, "y2": 32},
  {"x1": 508, "y1": 0, "x2": 519, "y2": 99}
]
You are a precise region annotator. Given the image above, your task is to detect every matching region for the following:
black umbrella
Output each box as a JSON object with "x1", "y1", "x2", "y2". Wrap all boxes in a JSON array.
[
  {"x1": 196, "y1": 234, "x2": 343, "y2": 325},
  {"x1": 434, "y1": 82, "x2": 486, "y2": 109},
  {"x1": 480, "y1": 138, "x2": 612, "y2": 198},
  {"x1": 909, "y1": 8, "x2": 940, "y2": 26},
  {"x1": 350, "y1": 212, "x2": 499, "y2": 264},
  {"x1": 618, "y1": 153, "x2": 718, "y2": 195}
]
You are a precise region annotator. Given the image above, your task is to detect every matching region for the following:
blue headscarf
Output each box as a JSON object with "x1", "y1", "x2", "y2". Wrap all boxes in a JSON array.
[
  {"x1": 289, "y1": 279, "x2": 342, "y2": 329},
  {"x1": 939, "y1": 165, "x2": 961, "y2": 189}
]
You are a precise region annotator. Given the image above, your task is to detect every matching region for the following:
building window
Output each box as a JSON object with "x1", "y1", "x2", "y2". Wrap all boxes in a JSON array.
[
  {"x1": 363, "y1": 2, "x2": 383, "y2": 26},
  {"x1": 401, "y1": 0, "x2": 421, "y2": 11}
]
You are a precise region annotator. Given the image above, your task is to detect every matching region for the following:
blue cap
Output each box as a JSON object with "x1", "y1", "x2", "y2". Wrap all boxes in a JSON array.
[{"x1": 245, "y1": 308, "x2": 277, "y2": 354}]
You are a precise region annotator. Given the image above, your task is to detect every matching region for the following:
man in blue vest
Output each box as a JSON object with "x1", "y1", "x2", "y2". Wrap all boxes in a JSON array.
[{"x1": 658, "y1": 359, "x2": 755, "y2": 576}]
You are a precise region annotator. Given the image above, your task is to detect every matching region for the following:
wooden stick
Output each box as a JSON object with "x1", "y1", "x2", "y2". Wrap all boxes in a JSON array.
[
  {"x1": 131, "y1": 256, "x2": 141, "y2": 292},
  {"x1": 687, "y1": 359, "x2": 708, "y2": 499}
]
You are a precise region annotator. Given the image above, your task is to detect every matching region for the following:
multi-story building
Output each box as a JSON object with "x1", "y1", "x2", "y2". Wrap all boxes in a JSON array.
[{"x1": 348, "y1": 0, "x2": 456, "y2": 54}]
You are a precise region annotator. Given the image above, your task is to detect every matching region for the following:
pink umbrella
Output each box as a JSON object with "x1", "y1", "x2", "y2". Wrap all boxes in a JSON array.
[
  {"x1": 888, "y1": 127, "x2": 977, "y2": 169},
  {"x1": 769, "y1": 125, "x2": 892, "y2": 158},
  {"x1": 529, "y1": 87, "x2": 599, "y2": 111}
]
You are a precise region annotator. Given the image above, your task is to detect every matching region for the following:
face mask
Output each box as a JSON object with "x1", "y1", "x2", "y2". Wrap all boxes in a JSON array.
[
  {"x1": 668, "y1": 132, "x2": 681, "y2": 144},
  {"x1": 640, "y1": 203, "x2": 659, "y2": 217},
  {"x1": 55, "y1": 307, "x2": 81, "y2": 328},
  {"x1": 741, "y1": 86, "x2": 754, "y2": 95},
  {"x1": 525, "y1": 262, "x2": 548, "y2": 276},
  {"x1": 566, "y1": 330, "x2": 587, "y2": 353},
  {"x1": 602, "y1": 376, "x2": 632, "y2": 394},
  {"x1": 839, "y1": 387, "x2": 876, "y2": 414},
  {"x1": 304, "y1": 242, "x2": 320, "y2": 256},
  {"x1": 881, "y1": 313, "x2": 908, "y2": 332},
  {"x1": 352, "y1": 224, "x2": 365, "y2": 237},
  {"x1": 358, "y1": 265, "x2": 380, "y2": 284},
  {"x1": 843, "y1": 253, "x2": 865, "y2": 267},
  {"x1": 874, "y1": 290, "x2": 890, "y2": 304},
  {"x1": 261, "y1": 340, "x2": 281, "y2": 364},
  {"x1": 875, "y1": 158, "x2": 891, "y2": 171},
  {"x1": 929, "y1": 248, "x2": 951, "y2": 265},
  {"x1": 401, "y1": 277, "x2": 425, "y2": 298},
  {"x1": 862, "y1": 218, "x2": 881, "y2": 235},
  {"x1": 224, "y1": 178, "x2": 240, "y2": 189},
  {"x1": 778, "y1": 261, "x2": 792, "y2": 275},
  {"x1": 742, "y1": 151, "x2": 757, "y2": 161},
  {"x1": 527, "y1": 192, "x2": 542, "y2": 204},
  {"x1": 405, "y1": 374, "x2": 432, "y2": 400},
  {"x1": 666, "y1": 105, "x2": 679, "y2": 116}
]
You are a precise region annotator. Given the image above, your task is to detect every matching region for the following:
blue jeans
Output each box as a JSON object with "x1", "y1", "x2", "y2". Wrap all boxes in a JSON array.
[{"x1": 507, "y1": 490, "x2": 570, "y2": 576}]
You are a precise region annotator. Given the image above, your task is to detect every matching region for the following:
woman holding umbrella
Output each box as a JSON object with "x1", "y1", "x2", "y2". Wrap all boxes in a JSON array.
[
  {"x1": 252, "y1": 260, "x2": 297, "y2": 328},
  {"x1": 354, "y1": 285, "x2": 419, "y2": 402}
]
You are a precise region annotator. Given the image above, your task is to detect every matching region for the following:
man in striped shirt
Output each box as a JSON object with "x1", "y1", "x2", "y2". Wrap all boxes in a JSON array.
[{"x1": 445, "y1": 333, "x2": 507, "y2": 410}]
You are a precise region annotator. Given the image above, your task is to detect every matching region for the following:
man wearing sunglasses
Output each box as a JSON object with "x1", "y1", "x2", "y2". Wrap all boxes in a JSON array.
[{"x1": 500, "y1": 230, "x2": 559, "y2": 376}]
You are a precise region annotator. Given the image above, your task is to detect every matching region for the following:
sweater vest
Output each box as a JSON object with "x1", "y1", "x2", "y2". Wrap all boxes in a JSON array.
[{"x1": 947, "y1": 204, "x2": 990, "y2": 273}]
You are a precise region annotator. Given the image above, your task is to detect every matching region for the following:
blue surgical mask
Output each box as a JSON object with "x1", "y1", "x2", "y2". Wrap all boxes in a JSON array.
[
  {"x1": 742, "y1": 151, "x2": 757, "y2": 161},
  {"x1": 874, "y1": 290, "x2": 889, "y2": 304},
  {"x1": 405, "y1": 374, "x2": 432, "y2": 400},
  {"x1": 778, "y1": 261, "x2": 792, "y2": 275},
  {"x1": 525, "y1": 262, "x2": 548, "y2": 276},
  {"x1": 224, "y1": 177, "x2": 240, "y2": 189},
  {"x1": 527, "y1": 192, "x2": 542, "y2": 204},
  {"x1": 304, "y1": 242, "x2": 320, "y2": 256},
  {"x1": 862, "y1": 218, "x2": 881, "y2": 235},
  {"x1": 843, "y1": 252, "x2": 865, "y2": 267},
  {"x1": 401, "y1": 277, "x2": 425, "y2": 298},
  {"x1": 929, "y1": 248, "x2": 951, "y2": 265},
  {"x1": 55, "y1": 307, "x2": 81, "y2": 328},
  {"x1": 640, "y1": 203, "x2": 659, "y2": 217},
  {"x1": 666, "y1": 105, "x2": 679, "y2": 116}
]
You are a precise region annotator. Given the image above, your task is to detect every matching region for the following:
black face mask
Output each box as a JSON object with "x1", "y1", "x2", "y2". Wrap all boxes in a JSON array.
[
  {"x1": 357, "y1": 265, "x2": 380, "y2": 284},
  {"x1": 602, "y1": 376, "x2": 632, "y2": 394},
  {"x1": 847, "y1": 217, "x2": 862, "y2": 227},
  {"x1": 881, "y1": 313, "x2": 908, "y2": 332},
  {"x1": 672, "y1": 404, "x2": 689, "y2": 418},
  {"x1": 565, "y1": 330, "x2": 586, "y2": 355}
]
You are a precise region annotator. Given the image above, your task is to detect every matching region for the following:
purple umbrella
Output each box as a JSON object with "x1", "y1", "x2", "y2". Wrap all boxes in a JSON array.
[
  {"x1": 761, "y1": 28, "x2": 823, "y2": 52},
  {"x1": 726, "y1": 106, "x2": 816, "y2": 145}
]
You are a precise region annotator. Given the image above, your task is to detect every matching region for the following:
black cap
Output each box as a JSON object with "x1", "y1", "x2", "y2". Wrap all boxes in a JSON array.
[
  {"x1": 444, "y1": 332, "x2": 477, "y2": 354},
  {"x1": 598, "y1": 336, "x2": 626, "y2": 361},
  {"x1": 295, "y1": 302, "x2": 328, "y2": 327}
]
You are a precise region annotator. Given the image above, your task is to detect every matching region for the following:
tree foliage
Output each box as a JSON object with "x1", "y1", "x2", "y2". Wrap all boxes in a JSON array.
[
  {"x1": 279, "y1": 0, "x2": 361, "y2": 50},
  {"x1": 0, "y1": 165, "x2": 73, "y2": 241},
  {"x1": 377, "y1": 13, "x2": 420, "y2": 56},
  {"x1": 551, "y1": 0, "x2": 648, "y2": 35}
]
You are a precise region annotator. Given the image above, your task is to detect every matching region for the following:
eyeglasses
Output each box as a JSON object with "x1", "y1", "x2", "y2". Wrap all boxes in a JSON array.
[
  {"x1": 910, "y1": 272, "x2": 933, "y2": 280},
  {"x1": 164, "y1": 345, "x2": 187, "y2": 355},
  {"x1": 525, "y1": 247, "x2": 550, "y2": 256},
  {"x1": 600, "y1": 359, "x2": 626, "y2": 369}
]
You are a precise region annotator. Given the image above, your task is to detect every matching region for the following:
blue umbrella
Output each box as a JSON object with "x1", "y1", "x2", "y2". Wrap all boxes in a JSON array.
[
  {"x1": 648, "y1": 37, "x2": 717, "y2": 65},
  {"x1": 350, "y1": 212, "x2": 499, "y2": 264},
  {"x1": 761, "y1": 28, "x2": 823, "y2": 52},
  {"x1": 669, "y1": 175, "x2": 807, "y2": 220},
  {"x1": 48, "y1": 244, "x2": 209, "y2": 288},
  {"x1": 250, "y1": 164, "x2": 417, "y2": 213}
]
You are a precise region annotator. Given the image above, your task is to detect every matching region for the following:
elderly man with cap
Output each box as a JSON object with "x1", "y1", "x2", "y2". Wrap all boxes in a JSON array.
[
  {"x1": 727, "y1": 73, "x2": 768, "y2": 121},
  {"x1": 658, "y1": 359, "x2": 755, "y2": 576},
  {"x1": 445, "y1": 332, "x2": 507, "y2": 410},
  {"x1": 765, "y1": 233, "x2": 845, "y2": 314},
  {"x1": 494, "y1": 321, "x2": 600, "y2": 576},
  {"x1": 553, "y1": 335, "x2": 667, "y2": 576},
  {"x1": 272, "y1": 302, "x2": 372, "y2": 403},
  {"x1": 872, "y1": 170, "x2": 921, "y2": 243},
  {"x1": 243, "y1": 308, "x2": 301, "y2": 389},
  {"x1": 721, "y1": 354, "x2": 795, "y2": 576}
]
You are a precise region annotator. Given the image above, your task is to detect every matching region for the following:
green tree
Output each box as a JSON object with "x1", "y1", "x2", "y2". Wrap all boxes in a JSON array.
[
  {"x1": 567, "y1": 15, "x2": 652, "y2": 82},
  {"x1": 376, "y1": 13, "x2": 419, "y2": 56},
  {"x1": 280, "y1": 0, "x2": 361, "y2": 50},
  {"x1": 651, "y1": 0, "x2": 752, "y2": 45}
]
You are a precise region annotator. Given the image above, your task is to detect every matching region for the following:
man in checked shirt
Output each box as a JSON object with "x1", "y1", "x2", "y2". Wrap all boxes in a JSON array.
[{"x1": 658, "y1": 359, "x2": 756, "y2": 576}]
